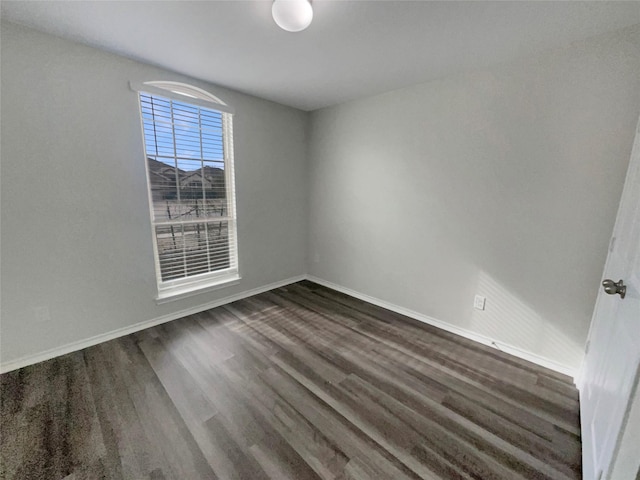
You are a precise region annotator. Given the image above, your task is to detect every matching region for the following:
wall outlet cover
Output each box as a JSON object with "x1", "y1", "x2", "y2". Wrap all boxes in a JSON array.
[
  {"x1": 474, "y1": 295, "x2": 486, "y2": 310},
  {"x1": 34, "y1": 306, "x2": 50, "y2": 323}
]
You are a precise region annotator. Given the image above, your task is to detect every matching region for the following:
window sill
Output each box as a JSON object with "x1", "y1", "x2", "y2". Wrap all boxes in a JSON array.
[{"x1": 155, "y1": 274, "x2": 241, "y2": 305}]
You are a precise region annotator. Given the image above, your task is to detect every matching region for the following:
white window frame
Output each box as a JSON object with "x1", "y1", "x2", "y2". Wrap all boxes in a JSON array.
[{"x1": 131, "y1": 81, "x2": 240, "y2": 302}]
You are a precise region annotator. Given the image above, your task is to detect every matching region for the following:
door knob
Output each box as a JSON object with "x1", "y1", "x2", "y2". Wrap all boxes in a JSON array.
[{"x1": 602, "y1": 279, "x2": 626, "y2": 299}]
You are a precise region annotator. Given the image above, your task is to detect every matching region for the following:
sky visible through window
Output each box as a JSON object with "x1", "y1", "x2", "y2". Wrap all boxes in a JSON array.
[{"x1": 140, "y1": 93, "x2": 225, "y2": 172}]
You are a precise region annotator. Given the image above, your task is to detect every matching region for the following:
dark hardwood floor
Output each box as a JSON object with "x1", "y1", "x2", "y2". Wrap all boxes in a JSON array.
[{"x1": 1, "y1": 281, "x2": 582, "y2": 479}]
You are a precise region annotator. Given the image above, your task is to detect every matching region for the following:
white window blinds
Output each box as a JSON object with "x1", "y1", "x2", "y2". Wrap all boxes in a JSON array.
[{"x1": 136, "y1": 83, "x2": 239, "y2": 297}]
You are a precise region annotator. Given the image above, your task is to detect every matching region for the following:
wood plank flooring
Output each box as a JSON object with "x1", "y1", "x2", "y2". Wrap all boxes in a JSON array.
[{"x1": 0, "y1": 281, "x2": 582, "y2": 479}]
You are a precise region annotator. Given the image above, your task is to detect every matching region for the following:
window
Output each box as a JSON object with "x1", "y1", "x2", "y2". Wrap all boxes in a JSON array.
[{"x1": 132, "y1": 81, "x2": 239, "y2": 300}]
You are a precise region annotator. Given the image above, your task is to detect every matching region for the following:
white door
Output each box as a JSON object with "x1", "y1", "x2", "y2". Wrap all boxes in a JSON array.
[{"x1": 579, "y1": 117, "x2": 640, "y2": 480}]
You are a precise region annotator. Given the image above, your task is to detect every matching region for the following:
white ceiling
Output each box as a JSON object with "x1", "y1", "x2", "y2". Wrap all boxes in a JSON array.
[{"x1": 2, "y1": 1, "x2": 640, "y2": 111}]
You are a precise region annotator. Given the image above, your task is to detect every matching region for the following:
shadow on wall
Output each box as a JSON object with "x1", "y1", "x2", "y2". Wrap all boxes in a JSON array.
[{"x1": 470, "y1": 270, "x2": 584, "y2": 368}]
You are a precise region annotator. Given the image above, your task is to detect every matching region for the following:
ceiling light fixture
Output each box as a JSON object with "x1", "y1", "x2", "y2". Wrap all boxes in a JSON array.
[{"x1": 272, "y1": 0, "x2": 313, "y2": 33}]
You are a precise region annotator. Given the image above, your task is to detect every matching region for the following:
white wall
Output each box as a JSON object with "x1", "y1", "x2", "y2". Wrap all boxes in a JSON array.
[
  {"x1": 307, "y1": 25, "x2": 640, "y2": 371},
  {"x1": 3, "y1": 20, "x2": 640, "y2": 374},
  {"x1": 0, "y1": 22, "x2": 308, "y2": 366}
]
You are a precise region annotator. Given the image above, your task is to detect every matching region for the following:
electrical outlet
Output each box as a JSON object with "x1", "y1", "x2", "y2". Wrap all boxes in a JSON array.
[
  {"x1": 474, "y1": 295, "x2": 486, "y2": 310},
  {"x1": 34, "y1": 306, "x2": 50, "y2": 323}
]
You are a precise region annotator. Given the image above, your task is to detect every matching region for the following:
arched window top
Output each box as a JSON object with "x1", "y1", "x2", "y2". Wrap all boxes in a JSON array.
[
  {"x1": 130, "y1": 80, "x2": 234, "y2": 114},
  {"x1": 144, "y1": 81, "x2": 227, "y2": 106}
]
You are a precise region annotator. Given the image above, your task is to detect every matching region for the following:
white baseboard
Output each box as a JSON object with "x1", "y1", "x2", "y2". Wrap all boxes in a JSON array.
[
  {"x1": 0, "y1": 275, "x2": 306, "y2": 374},
  {"x1": 306, "y1": 275, "x2": 578, "y2": 379},
  {"x1": 1, "y1": 273, "x2": 577, "y2": 379}
]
